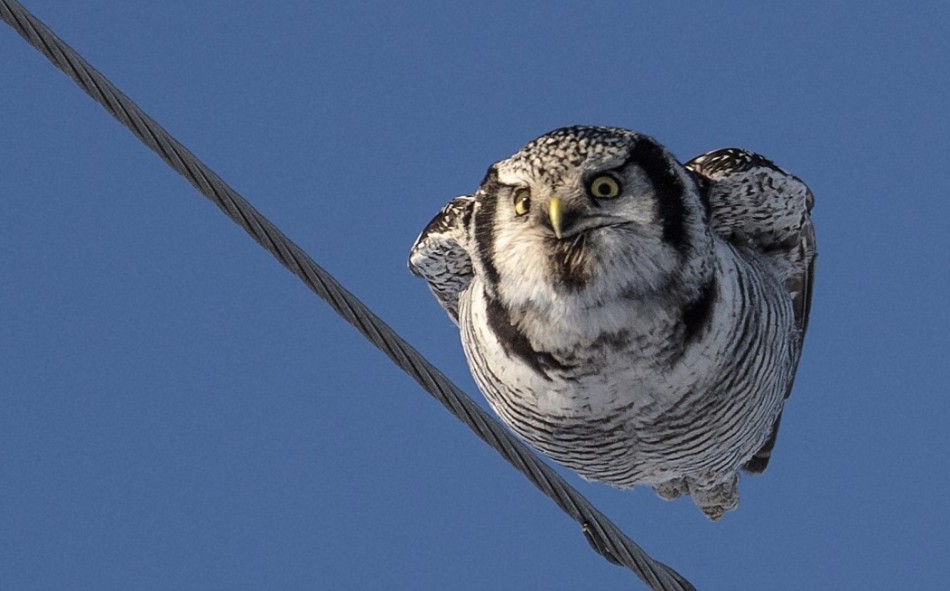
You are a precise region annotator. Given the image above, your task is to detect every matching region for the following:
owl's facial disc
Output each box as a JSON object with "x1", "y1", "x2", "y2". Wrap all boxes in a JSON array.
[{"x1": 481, "y1": 126, "x2": 707, "y2": 300}]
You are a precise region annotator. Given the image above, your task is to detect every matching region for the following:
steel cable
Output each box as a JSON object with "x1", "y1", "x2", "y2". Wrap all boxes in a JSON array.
[{"x1": 0, "y1": 2, "x2": 696, "y2": 589}]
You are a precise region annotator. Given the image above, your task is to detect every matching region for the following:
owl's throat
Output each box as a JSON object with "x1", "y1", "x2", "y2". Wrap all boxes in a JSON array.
[{"x1": 546, "y1": 232, "x2": 593, "y2": 290}]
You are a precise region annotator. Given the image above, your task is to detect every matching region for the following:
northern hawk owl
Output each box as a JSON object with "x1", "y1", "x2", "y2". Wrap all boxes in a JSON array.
[{"x1": 409, "y1": 126, "x2": 815, "y2": 519}]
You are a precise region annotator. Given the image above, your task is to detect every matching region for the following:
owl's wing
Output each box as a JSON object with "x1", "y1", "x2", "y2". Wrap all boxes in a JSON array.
[
  {"x1": 686, "y1": 148, "x2": 816, "y2": 473},
  {"x1": 408, "y1": 195, "x2": 476, "y2": 325}
]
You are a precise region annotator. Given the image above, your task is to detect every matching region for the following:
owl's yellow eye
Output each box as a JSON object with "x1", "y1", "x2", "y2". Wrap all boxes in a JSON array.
[
  {"x1": 513, "y1": 188, "x2": 531, "y2": 216},
  {"x1": 588, "y1": 175, "x2": 621, "y2": 199}
]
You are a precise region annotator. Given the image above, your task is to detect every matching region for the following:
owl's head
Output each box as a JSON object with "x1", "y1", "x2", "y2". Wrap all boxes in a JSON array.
[{"x1": 470, "y1": 126, "x2": 712, "y2": 314}]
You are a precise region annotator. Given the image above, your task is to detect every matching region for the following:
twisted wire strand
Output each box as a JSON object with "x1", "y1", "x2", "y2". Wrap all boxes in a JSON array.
[{"x1": 0, "y1": 2, "x2": 696, "y2": 589}]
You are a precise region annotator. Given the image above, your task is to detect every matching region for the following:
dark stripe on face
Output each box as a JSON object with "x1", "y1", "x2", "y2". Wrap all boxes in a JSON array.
[
  {"x1": 687, "y1": 170, "x2": 713, "y2": 222},
  {"x1": 484, "y1": 295, "x2": 569, "y2": 379},
  {"x1": 625, "y1": 139, "x2": 691, "y2": 254},
  {"x1": 681, "y1": 274, "x2": 718, "y2": 346},
  {"x1": 473, "y1": 167, "x2": 502, "y2": 291}
]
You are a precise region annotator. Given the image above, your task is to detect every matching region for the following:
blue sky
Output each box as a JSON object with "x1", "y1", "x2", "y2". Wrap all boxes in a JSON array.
[{"x1": 2, "y1": 2, "x2": 949, "y2": 589}]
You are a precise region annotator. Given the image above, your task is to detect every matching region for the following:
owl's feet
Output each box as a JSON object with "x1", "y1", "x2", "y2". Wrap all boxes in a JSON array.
[
  {"x1": 653, "y1": 478, "x2": 689, "y2": 500},
  {"x1": 653, "y1": 473, "x2": 739, "y2": 520},
  {"x1": 690, "y1": 473, "x2": 739, "y2": 520}
]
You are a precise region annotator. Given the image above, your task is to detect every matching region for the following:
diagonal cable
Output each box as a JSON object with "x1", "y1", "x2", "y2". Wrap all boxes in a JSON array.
[{"x1": 0, "y1": 2, "x2": 696, "y2": 589}]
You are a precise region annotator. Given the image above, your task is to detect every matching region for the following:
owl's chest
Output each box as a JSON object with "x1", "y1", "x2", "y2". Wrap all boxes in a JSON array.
[{"x1": 457, "y1": 283, "x2": 693, "y2": 423}]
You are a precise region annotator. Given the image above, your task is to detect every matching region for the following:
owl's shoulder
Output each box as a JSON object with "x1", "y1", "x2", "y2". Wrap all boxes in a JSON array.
[
  {"x1": 408, "y1": 195, "x2": 476, "y2": 323},
  {"x1": 686, "y1": 148, "x2": 815, "y2": 334}
]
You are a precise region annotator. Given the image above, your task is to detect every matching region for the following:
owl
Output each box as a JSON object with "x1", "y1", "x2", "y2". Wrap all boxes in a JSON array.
[{"x1": 409, "y1": 126, "x2": 815, "y2": 519}]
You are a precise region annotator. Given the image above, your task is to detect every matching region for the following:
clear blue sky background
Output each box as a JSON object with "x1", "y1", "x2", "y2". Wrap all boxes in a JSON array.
[{"x1": 2, "y1": 2, "x2": 949, "y2": 589}]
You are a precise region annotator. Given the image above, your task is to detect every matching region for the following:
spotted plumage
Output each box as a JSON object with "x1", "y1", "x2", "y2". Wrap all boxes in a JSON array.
[{"x1": 409, "y1": 126, "x2": 816, "y2": 519}]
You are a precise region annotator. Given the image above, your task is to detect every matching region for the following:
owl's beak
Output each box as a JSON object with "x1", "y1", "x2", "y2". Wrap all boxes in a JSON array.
[{"x1": 548, "y1": 196, "x2": 563, "y2": 239}]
